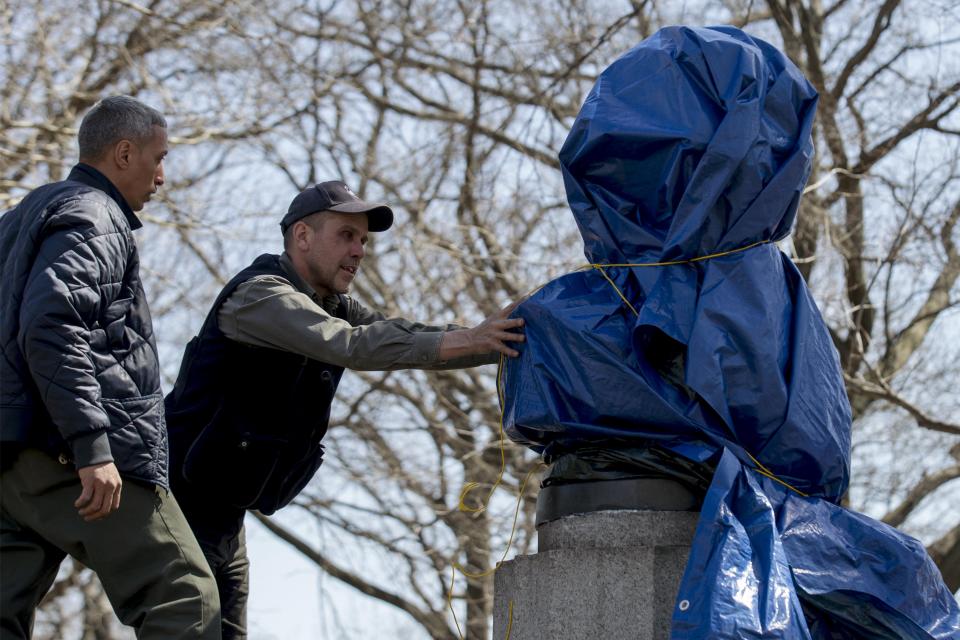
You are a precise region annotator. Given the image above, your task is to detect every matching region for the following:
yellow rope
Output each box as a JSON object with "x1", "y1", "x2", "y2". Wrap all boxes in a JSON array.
[
  {"x1": 457, "y1": 354, "x2": 509, "y2": 514},
  {"x1": 594, "y1": 265, "x2": 639, "y2": 316},
  {"x1": 447, "y1": 461, "x2": 541, "y2": 638},
  {"x1": 589, "y1": 238, "x2": 771, "y2": 269},
  {"x1": 447, "y1": 354, "x2": 542, "y2": 639},
  {"x1": 744, "y1": 450, "x2": 809, "y2": 497}
]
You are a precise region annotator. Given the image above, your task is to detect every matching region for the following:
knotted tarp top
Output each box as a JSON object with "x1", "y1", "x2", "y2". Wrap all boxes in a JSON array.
[{"x1": 502, "y1": 25, "x2": 960, "y2": 638}]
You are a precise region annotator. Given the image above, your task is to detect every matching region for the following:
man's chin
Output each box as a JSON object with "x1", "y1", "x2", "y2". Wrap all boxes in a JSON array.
[{"x1": 335, "y1": 274, "x2": 356, "y2": 293}]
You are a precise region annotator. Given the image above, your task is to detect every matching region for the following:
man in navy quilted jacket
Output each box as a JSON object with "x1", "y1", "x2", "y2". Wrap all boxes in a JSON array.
[{"x1": 0, "y1": 96, "x2": 220, "y2": 639}]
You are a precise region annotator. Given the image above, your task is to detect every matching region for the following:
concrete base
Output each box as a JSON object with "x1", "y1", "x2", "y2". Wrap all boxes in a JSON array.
[{"x1": 493, "y1": 510, "x2": 698, "y2": 640}]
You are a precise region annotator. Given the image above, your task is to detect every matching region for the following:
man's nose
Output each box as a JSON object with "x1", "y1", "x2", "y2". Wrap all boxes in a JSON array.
[
  {"x1": 354, "y1": 241, "x2": 365, "y2": 259},
  {"x1": 155, "y1": 164, "x2": 165, "y2": 187}
]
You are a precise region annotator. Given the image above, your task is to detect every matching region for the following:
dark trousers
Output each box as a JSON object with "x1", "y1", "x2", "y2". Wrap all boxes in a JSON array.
[
  {"x1": 175, "y1": 488, "x2": 249, "y2": 640},
  {"x1": 0, "y1": 449, "x2": 221, "y2": 639}
]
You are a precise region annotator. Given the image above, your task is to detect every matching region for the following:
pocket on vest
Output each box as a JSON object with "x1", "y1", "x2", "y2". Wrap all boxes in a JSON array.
[
  {"x1": 261, "y1": 444, "x2": 326, "y2": 515},
  {"x1": 182, "y1": 405, "x2": 288, "y2": 509}
]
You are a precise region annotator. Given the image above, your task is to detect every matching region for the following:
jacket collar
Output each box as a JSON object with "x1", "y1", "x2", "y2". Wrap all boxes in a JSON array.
[{"x1": 67, "y1": 163, "x2": 142, "y2": 230}]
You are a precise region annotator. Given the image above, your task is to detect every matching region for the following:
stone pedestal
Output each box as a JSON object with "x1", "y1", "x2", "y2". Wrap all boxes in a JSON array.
[{"x1": 492, "y1": 481, "x2": 699, "y2": 640}]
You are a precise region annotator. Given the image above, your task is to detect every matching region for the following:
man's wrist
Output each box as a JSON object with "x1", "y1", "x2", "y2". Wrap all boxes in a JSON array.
[{"x1": 438, "y1": 328, "x2": 476, "y2": 360}]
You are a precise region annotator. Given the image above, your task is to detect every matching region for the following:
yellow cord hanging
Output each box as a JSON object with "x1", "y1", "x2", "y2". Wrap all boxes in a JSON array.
[
  {"x1": 447, "y1": 354, "x2": 543, "y2": 639},
  {"x1": 446, "y1": 459, "x2": 542, "y2": 638}
]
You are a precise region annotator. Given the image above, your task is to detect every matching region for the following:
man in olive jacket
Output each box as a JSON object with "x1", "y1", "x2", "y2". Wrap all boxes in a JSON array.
[
  {"x1": 166, "y1": 180, "x2": 525, "y2": 639},
  {"x1": 0, "y1": 96, "x2": 220, "y2": 639}
]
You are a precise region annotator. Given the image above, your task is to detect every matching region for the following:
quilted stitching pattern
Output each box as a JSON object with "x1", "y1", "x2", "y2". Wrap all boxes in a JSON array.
[{"x1": 1, "y1": 181, "x2": 167, "y2": 487}]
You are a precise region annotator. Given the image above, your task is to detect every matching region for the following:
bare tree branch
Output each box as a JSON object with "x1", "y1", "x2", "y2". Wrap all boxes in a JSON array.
[
  {"x1": 882, "y1": 464, "x2": 960, "y2": 527},
  {"x1": 251, "y1": 511, "x2": 454, "y2": 639}
]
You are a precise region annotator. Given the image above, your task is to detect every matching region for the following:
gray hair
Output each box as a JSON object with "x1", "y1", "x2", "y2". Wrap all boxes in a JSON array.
[
  {"x1": 78, "y1": 96, "x2": 167, "y2": 161},
  {"x1": 282, "y1": 212, "x2": 326, "y2": 250}
]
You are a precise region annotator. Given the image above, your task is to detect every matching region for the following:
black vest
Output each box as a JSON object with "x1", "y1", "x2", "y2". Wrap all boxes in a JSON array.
[{"x1": 165, "y1": 254, "x2": 346, "y2": 514}]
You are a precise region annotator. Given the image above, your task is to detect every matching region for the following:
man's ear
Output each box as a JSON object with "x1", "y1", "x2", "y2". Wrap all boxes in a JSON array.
[
  {"x1": 113, "y1": 139, "x2": 133, "y2": 170},
  {"x1": 293, "y1": 220, "x2": 311, "y2": 250}
]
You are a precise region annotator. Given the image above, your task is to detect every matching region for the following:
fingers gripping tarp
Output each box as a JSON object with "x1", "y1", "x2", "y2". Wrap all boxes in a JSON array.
[{"x1": 501, "y1": 25, "x2": 960, "y2": 638}]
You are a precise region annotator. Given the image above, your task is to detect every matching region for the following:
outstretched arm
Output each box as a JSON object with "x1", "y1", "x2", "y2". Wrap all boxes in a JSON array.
[{"x1": 219, "y1": 276, "x2": 525, "y2": 370}]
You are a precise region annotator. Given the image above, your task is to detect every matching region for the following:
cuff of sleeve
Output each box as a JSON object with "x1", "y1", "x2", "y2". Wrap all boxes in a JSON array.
[
  {"x1": 71, "y1": 431, "x2": 114, "y2": 468},
  {"x1": 410, "y1": 332, "x2": 443, "y2": 365}
]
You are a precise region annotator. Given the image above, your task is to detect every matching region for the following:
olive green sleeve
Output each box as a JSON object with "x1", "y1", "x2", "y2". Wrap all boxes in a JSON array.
[{"x1": 217, "y1": 275, "x2": 494, "y2": 370}]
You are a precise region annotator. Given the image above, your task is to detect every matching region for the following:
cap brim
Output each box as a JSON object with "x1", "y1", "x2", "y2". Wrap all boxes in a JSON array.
[{"x1": 328, "y1": 201, "x2": 394, "y2": 232}]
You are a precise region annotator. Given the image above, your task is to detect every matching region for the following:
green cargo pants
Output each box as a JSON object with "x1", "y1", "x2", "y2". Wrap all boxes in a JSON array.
[{"x1": 0, "y1": 449, "x2": 221, "y2": 639}]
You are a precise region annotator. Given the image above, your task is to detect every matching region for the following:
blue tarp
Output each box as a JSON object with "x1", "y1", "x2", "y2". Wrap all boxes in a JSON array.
[{"x1": 502, "y1": 25, "x2": 960, "y2": 638}]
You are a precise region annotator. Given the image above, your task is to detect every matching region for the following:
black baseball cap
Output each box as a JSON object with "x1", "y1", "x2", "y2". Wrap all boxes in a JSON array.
[{"x1": 280, "y1": 181, "x2": 394, "y2": 234}]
